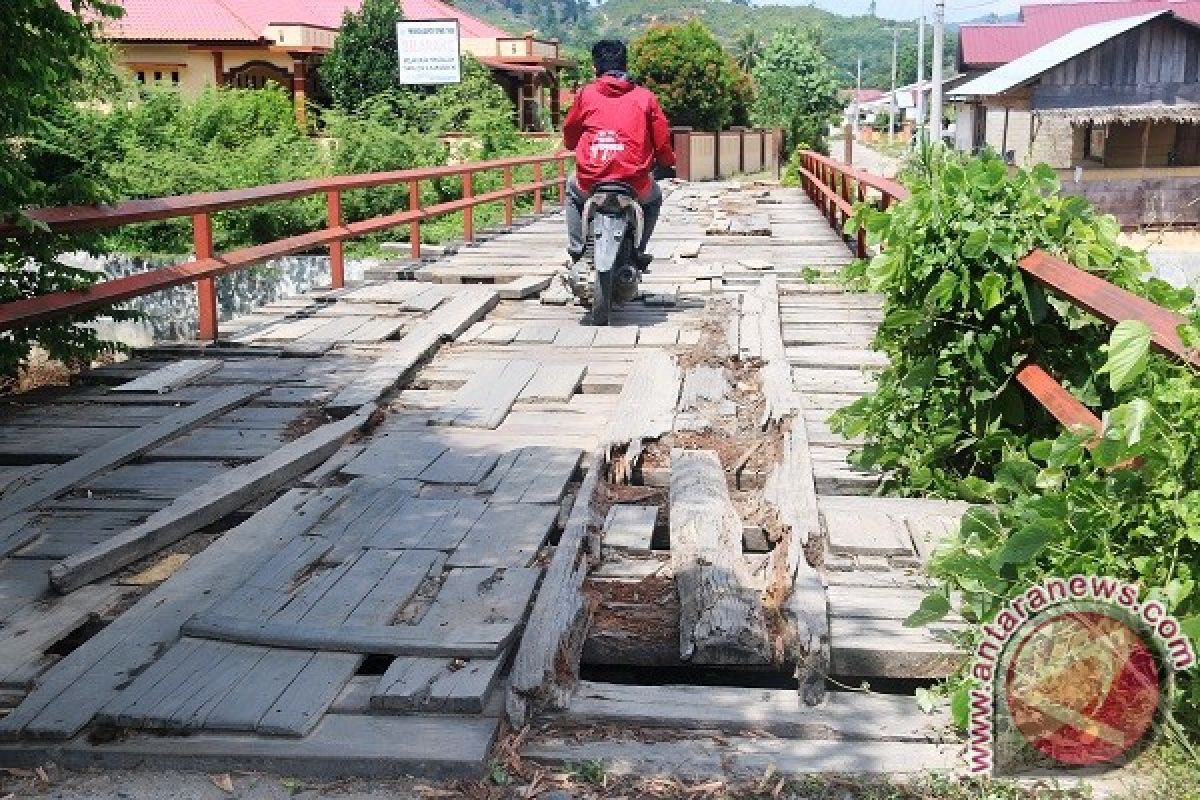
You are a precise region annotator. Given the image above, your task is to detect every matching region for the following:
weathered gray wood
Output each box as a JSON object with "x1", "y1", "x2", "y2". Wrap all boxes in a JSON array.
[
  {"x1": 49, "y1": 406, "x2": 373, "y2": 593},
  {"x1": 476, "y1": 323, "x2": 520, "y2": 345},
  {"x1": 829, "y1": 616, "x2": 967, "y2": 679},
  {"x1": 558, "y1": 681, "x2": 951, "y2": 741},
  {"x1": 600, "y1": 350, "x2": 681, "y2": 483},
  {"x1": 0, "y1": 585, "x2": 124, "y2": 689},
  {"x1": 763, "y1": 419, "x2": 828, "y2": 704},
  {"x1": 518, "y1": 364, "x2": 586, "y2": 404},
  {"x1": 0, "y1": 713, "x2": 499, "y2": 779},
  {"x1": 327, "y1": 289, "x2": 497, "y2": 412},
  {"x1": 418, "y1": 447, "x2": 501, "y2": 486},
  {"x1": 506, "y1": 449, "x2": 602, "y2": 727},
  {"x1": 180, "y1": 615, "x2": 516, "y2": 657},
  {"x1": 0, "y1": 386, "x2": 261, "y2": 520},
  {"x1": 591, "y1": 326, "x2": 639, "y2": 348},
  {"x1": 112, "y1": 359, "x2": 222, "y2": 393},
  {"x1": 342, "y1": 433, "x2": 447, "y2": 479},
  {"x1": 373, "y1": 657, "x2": 504, "y2": 713},
  {"x1": 447, "y1": 503, "x2": 559, "y2": 568},
  {"x1": 553, "y1": 325, "x2": 597, "y2": 348},
  {"x1": 513, "y1": 324, "x2": 560, "y2": 344},
  {"x1": 524, "y1": 735, "x2": 958, "y2": 778},
  {"x1": 670, "y1": 449, "x2": 771, "y2": 665},
  {"x1": 824, "y1": 509, "x2": 915, "y2": 556},
  {"x1": 499, "y1": 275, "x2": 552, "y2": 300},
  {"x1": 0, "y1": 489, "x2": 346, "y2": 740},
  {"x1": 602, "y1": 504, "x2": 658, "y2": 554},
  {"x1": 679, "y1": 366, "x2": 731, "y2": 411},
  {"x1": 429, "y1": 360, "x2": 537, "y2": 429},
  {"x1": 487, "y1": 446, "x2": 582, "y2": 505}
]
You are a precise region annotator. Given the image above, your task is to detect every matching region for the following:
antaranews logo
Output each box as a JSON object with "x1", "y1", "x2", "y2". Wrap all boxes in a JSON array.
[{"x1": 966, "y1": 575, "x2": 1196, "y2": 776}]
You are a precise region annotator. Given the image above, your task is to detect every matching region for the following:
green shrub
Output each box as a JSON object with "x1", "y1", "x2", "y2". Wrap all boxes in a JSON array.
[
  {"x1": 834, "y1": 149, "x2": 1200, "y2": 733},
  {"x1": 751, "y1": 26, "x2": 841, "y2": 153},
  {"x1": 630, "y1": 20, "x2": 738, "y2": 131}
]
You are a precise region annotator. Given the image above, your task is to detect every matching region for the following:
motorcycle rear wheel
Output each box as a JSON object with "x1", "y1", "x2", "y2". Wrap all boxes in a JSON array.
[{"x1": 592, "y1": 268, "x2": 615, "y2": 326}]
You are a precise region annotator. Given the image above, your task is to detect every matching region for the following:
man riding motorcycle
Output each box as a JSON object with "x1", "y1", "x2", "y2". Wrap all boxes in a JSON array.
[{"x1": 562, "y1": 40, "x2": 677, "y2": 271}]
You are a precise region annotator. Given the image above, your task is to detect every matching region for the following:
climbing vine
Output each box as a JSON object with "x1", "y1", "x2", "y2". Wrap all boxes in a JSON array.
[{"x1": 833, "y1": 149, "x2": 1200, "y2": 733}]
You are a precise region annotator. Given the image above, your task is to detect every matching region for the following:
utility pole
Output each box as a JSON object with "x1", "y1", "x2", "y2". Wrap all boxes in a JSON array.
[
  {"x1": 852, "y1": 57, "x2": 862, "y2": 141},
  {"x1": 916, "y1": 3, "x2": 926, "y2": 142},
  {"x1": 931, "y1": 0, "x2": 945, "y2": 145},
  {"x1": 884, "y1": 26, "x2": 912, "y2": 145}
]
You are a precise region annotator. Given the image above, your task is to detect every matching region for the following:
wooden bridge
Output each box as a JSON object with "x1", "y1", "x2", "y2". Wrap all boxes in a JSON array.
[{"x1": 0, "y1": 151, "x2": 1187, "y2": 779}]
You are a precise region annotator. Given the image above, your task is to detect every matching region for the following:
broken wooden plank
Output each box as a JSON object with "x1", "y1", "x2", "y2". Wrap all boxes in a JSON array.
[
  {"x1": 180, "y1": 615, "x2": 516, "y2": 658},
  {"x1": 558, "y1": 681, "x2": 951, "y2": 741},
  {"x1": 499, "y1": 275, "x2": 552, "y2": 300},
  {"x1": 0, "y1": 386, "x2": 261, "y2": 525},
  {"x1": 518, "y1": 364, "x2": 586, "y2": 404},
  {"x1": 506, "y1": 449, "x2": 602, "y2": 726},
  {"x1": 600, "y1": 350, "x2": 681, "y2": 483},
  {"x1": 111, "y1": 359, "x2": 222, "y2": 393},
  {"x1": 447, "y1": 503, "x2": 560, "y2": 568},
  {"x1": 486, "y1": 446, "x2": 582, "y2": 505},
  {"x1": 0, "y1": 489, "x2": 346, "y2": 740},
  {"x1": 49, "y1": 406, "x2": 374, "y2": 593},
  {"x1": 670, "y1": 449, "x2": 771, "y2": 665},
  {"x1": 602, "y1": 504, "x2": 657, "y2": 555},
  {"x1": 0, "y1": 585, "x2": 125, "y2": 689},
  {"x1": 327, "y1": 289, "x2": 497, "y2": 412},
  {"x1": 429, "y1": 360, "x2": 537, "y2": 429}
]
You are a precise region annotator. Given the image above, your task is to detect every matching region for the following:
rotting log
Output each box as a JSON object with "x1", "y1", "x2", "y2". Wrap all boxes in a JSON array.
[
  {"x1": 506, "y1": 450, "x2": 603, "y2": 727},
  {"x1": 670, "y1": 449, "x2": 772, "y2": 665},
  {"x1": 599, "y1": 351, "x2": 681, "y2": 483}
]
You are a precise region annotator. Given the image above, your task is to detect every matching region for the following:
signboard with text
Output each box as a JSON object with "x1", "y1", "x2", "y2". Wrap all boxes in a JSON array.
[{"x1": 397, "y1": 19, "x2": 462, "y2": 85}]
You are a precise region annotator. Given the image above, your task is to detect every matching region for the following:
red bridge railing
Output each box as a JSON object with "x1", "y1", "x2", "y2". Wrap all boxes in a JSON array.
[
  {"x1": 0, "y1": 151, "x2": 573, "y2": 341},
  {"x1": 798, "y1": 150, "x2": 1200, "y2": 436}
]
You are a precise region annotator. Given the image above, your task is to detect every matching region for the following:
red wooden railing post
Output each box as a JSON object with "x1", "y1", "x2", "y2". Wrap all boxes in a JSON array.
[
  {"x1": 193, "y1": 213, "x2": 218, "y2": 342},
  {"x1": 856, "y1": 177, "x2": 868, "y2": 259},
  {"x1": 533, "y1": 163, "x2": 544, "y2": 214},
  {"x1": 409, "y1": 179, "x2": 422, "y2": 260},
  {"x1": 503, "y1": 167, "x2": 514, "y2": 227},
  {"x1": 839, "y1": 168, "x2": 852, "y2": 232},
  {"x1": 326, "y1": 190, "x2": 344, "y2": 289},
  {"x1": 462, "y1": 172, "x2": 474, "y2": 242}
]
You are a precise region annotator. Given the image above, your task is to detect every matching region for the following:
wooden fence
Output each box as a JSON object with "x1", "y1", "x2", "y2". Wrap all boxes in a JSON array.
[
  {"x1": 798, "y1": 149, "x2": 1200, "y2": 435},
  {"x1": 672, "y1": 128, "x2": 784, "y2": 182},
  {"x1": 0, "y1": 151, "x2": 574, "y2": 341}
]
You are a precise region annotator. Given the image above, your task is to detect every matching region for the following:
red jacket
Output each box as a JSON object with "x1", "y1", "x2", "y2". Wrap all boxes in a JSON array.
[{"x1": 563, "y1": 75, "x2": 676, "y2": 198}]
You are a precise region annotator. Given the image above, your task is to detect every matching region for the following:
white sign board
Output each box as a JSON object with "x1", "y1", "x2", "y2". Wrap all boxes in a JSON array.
[{"x1": 397, "y1": 19, "x2": 462, "y2": 85}]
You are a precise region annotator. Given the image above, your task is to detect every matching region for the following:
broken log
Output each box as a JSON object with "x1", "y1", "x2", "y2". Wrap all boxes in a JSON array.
[
  {"x1": 670, "y1": 449, "x2": 772, "y2": 665},
  {"x1": 599, "y1": 351, "x2": 681, "y2": 483}
]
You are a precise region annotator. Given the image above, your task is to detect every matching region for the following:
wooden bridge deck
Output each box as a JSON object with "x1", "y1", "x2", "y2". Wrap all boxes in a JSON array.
[{"x1": 0, "y1": 180, "x2": 965, "y2": 778}]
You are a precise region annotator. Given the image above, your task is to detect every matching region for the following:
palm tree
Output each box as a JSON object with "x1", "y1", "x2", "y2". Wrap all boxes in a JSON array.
[{"x1": 732, "y1": 28, "x2": 763, "y2": 74}]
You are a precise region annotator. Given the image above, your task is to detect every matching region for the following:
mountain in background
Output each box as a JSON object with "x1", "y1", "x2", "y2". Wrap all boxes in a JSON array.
[{"x1": 455, "y1": 0, "x2": 959, "y2": 90}]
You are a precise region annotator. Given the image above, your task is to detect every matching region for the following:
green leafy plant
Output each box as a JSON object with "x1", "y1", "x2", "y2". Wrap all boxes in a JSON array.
[
  {"x1": 318, "y1": 0, "x2": 408, "y2": 113},
  {"x1": 751, "y1": 26, "x2": 841, "y2": 153},
  {"x1": 0, "y1": 0, "x2": 135, "y2": 382},
  {"x1": 630, "y1": 20, "x2": 739, "y2": 131},
  {"x1": 834, "y1": 149, "x2": 1200, "y2": 733}
]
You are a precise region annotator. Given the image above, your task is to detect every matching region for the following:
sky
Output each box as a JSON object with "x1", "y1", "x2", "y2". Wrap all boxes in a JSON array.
[{"x1": 765, "y1": 0, "x2": 1031, "y2": 23}]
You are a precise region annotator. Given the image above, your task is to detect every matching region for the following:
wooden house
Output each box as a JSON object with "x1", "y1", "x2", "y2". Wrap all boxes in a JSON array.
[{"x1": 950, "y1": 10, "x2": 1200, "y2": 225}]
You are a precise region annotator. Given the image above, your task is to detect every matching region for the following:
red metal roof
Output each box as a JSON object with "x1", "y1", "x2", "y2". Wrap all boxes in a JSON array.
[
  {"x1": 61, "y1": 0, "x2": 512, "y2": 43},
  {"x1": 960, "y1": 1, "x2": 1200, "y2": 68}
]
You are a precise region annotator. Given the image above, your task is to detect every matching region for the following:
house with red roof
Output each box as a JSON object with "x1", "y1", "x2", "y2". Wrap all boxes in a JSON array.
[
  {"x1": 950, "y1": 8, "x2": 1200, "y2": 226},
  {"x1": 62, "y1": 0, "x2": 571, "y2": 129}
]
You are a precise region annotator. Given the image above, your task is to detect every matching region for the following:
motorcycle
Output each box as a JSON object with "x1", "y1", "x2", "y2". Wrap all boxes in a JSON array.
[{"x1": 568, "y1": 182, "x2": 643, "y2": 326}]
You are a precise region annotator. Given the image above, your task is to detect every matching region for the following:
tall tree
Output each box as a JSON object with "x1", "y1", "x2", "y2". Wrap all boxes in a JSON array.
[
  {"x1": 731, "y1": 28, "x2": 763, "y2": 73},
  {"x1": 751, "y1": 26, "x2": 842, "y2": 153},
  {"x1": 630, "y1": 20, "x2": 738, "y2": 131},
  {"x1": 1, "y1": 0, "x2": 130, "y2": 381},
  {"x1": 319, "y1": 0, "x2": 404, "y2": 112}
]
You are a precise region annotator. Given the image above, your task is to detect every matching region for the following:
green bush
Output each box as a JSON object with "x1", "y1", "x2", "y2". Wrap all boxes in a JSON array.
[
  {"x1": 630, "y1": 20, "x2": 738, "y2": 131},
  {"x1": 1, "y1": 0, "x2": 132, "y2": 381},
  {"x1": 751, "y1": 26, "x2": 840, "y2": 153},
  {"x1": 834, "y1": 149, "x2": 1200, "y2": 733}
]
